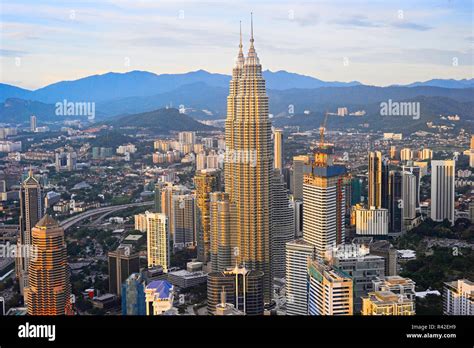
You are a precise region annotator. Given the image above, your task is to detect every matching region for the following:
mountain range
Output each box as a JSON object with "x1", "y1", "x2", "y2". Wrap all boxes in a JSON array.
[
  {"x1": 0, "y1": 70, "x2": 472, "y2": 133},
  {"x1": 1, "y1": 70, "x2": 473, "y2": 105}
]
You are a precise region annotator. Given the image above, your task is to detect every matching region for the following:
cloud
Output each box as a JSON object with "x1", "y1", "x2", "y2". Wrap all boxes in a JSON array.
[
  {"x1": 334, "y1": 16, "x2": 384, "y2": 28},
  {"x1": 0, "y1": 49, "x2": 28, "y2": 57},
  {"x1": 391, "y1": 21, "x2": 432, "y2": 31}
]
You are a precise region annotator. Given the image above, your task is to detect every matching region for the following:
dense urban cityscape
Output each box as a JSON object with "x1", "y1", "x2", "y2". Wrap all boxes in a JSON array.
[{"x1": 0, "y1": 0, "x2": 473, "y2": 346}]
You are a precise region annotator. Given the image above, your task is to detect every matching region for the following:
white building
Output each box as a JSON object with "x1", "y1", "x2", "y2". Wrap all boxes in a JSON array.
[
  {"x1": 402, "y1": 171, "x2": 417, "y2": 220},
  {"x1": 285, "y1": 239, "x2": 315, "y2": 315},
  {"x1": 431, "y1": 160, "x2": 455, "y2": 225},
  {"x1": 443, "y1": 279, "x2": 474, "y2": 315},
  {"x1": 355, "y1": 206, "x2": 388, "y2": 236},
  {"x1": 145, "y1": 280, "x2": 174, "y2": 315}
]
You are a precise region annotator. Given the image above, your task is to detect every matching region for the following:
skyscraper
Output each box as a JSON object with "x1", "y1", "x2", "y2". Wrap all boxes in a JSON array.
[
  {"x1": 303, "y1": 145, "x2": 347, "y2": 257},
  {"x1": 368, "y1": 151, "x2": 389, "y2": 209},
  {"x1": 274, "y1": 128, "x2": 283, "y2": 171},
  {"x1": 361, "y1": 291, "x2": 415, "y2": 315},
  {"x1": 327, "y1": 243, "x2": 385, "y2": 313},
  {"x1": 209, "y1": 192, "x2": 232, "y2": 272},
  {"x1": 154, "y1": 182, "x2": 162, "y2": 213},
  {"x1": 285, "y1": 239, "x2": 315, "y2": 315},
  {"x1": 17, "y1": 170, "x2": 43, "y2": 292},
  {"x1": 122, "y1": 273, "x2": 146, "y2": 315},
  {"x1": 146, "y1": 212, "x2": 170, "y2": 272},
  {"x1": 207, "y1": 266, "x2": 264, "y2": 315},
  {"x1": 172, "y1": 194, "x2": 196, "y2": 249},
  {"x1": 402, "y1": 171, "x2": 417, "y2": 221},
  {"x1": 388, "y1": 170, "x2": 404, "y2": 234},
  {"x1": 24, "y1": 215, "x2": 72, "y2": 315},
  {"x1": 431, "y1": 160, "x2": 455, "y2": 225},
  {"x1": 194, "y1": 169, "x2": 220, "y2": 263},
  {"x1": 291, "y1": 155, "x2": 311, "y2": 200},
  {"x1": 271, "y1": 169, "x2": 294, "y2": 279},
  {"x1": 30, "y1": 115, "x2": 37, "y2": 132},
  {"x1": 307, "y1": 259, "x2": 353, "y2": 315},
  {"x1": 443, "y1": 279, "x2": 474, "y2": 315},
  {"x1": 224, "y1": 16, "x2": 273, "y2": 301},
  {"x1": 108, "y1": 245, "x2": 140, "y2": 296}
]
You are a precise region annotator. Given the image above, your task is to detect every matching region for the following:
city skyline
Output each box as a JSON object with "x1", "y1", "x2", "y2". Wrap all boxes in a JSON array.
[
  {"x1": 1, "y1": 0, "x2": 473, "y2": 89},
  {"x1": 0, "y1": 3, "x2": 472, "y2": 344}
]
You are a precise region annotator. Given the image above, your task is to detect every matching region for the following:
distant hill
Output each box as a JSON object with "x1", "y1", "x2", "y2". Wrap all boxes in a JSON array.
[
  {"x1": 263, "y1": 70, "x2": 360, "y2": 89},
  {"x1": 98, "y1": 84, "x2": 474, "y2": 119},
  {"x1": 0, "y1": 98, "x2": 107, "y2": 124},
  {"x1": 272, "y1": 96, "x2": 474, "y2": 132},
  {"x1": 402, "y1": 78, "x2": 474, "y2": 89},
  {"x1": 0, "y1": 84, "x2": 33, "y2": 101},
  {"x1": 109, "y1": 108, "x2": 214, "y2": 132}
]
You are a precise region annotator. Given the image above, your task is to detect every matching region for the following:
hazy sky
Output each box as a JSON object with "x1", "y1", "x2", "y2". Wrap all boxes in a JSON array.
[{"x1": 1, "y1": 0, "x2": 473, "y2": 89}]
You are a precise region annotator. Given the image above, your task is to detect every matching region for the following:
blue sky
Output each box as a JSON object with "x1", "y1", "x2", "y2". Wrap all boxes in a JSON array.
[{"x1": 1, "y1": 0, "x2": 473, "y2": 89}]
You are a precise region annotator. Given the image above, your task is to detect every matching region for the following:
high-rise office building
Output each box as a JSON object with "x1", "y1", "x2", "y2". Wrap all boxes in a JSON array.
[
  {"x1": 17, "y1": 170, "x2": 43, "y2": 292},
  {"x1": 290, "y1": 199, "x2": 303, "y2": 238},
  {"x1": 122, "y1": 273, "x2": 146, "y2": 315},
  {"x1": 274, "y1": 128, "x2": 283, "y2": 171},
  {"x1": 355, "y1": 206, "x2": 388, "y2": 236},
  {"x1": 207, "y1": 266, "x2": 264, "y2": 315},
  {"x1": 209, "y1": 192, "x2": 232, "y2": 272},
  {"x1": 361, "y1": 291, "x2": 415, "y2": 315},
  {"x1": 303, "y1": 145, "x2": 347, "y2": 257},
  {"x1": 194, "y1": 169, "x2": 220, "y2": 263},
  {"x1": 146, "y1": 212, "x2": 170, "y2": 272},
  {"x1": 108, "y1": 245, "x2": 140, "y2": 296},
  {"x1": 285, "y1": 239, "x2": 316, "y2": 315},
  {"x1": 154, "y1": 183, "x2": 162, "y2": 213},
  {"x1": 224, "y1": 18, "x2": 273, "y2": 302},
  {"x1": 24, "y1": 215, "x2": 72, "y2": 315},
  {"x1": 172, "y1": 194, "x2": 196, "y2": 249},
  {"x1": 291, "y1": 155, "x2": 311, "y2": 200},
  {"x1": 327, "y1": 243, "x2": 385, "y2": 313},
  {"x1": 351, "y1": 177, "x2": 362, "y2": 205},
  {"x1": 160, "y1": 183, "x2": 187, "y2": 239},
  {"x1": 431, "y1": 160, "x2": 455, "y2": 225},
  {"x1": 403, "y1": 165, "x2": 421, "y2": 210},
  {"x1": 271, "y1": 170, "x2": 294, "y2": 279},
  {"x1": 368, "y1": 151, "x2": 389, "y2": 209},
  {"x1": 402, "y1": 171, "x2": 417, "y2": 220},
  {"x1": 369, "y1": 240, "x2": 398, "y2": 276},
  {"x1": 388, "y1": 171, "x2": 404, "y2": 234},
  {"x1": 443, "y1": 279, "x2": 474, "y2": 315},
  {"x1": 307, "y1": 259, "x2": 353, "y2": 315},
  {"x1": 30, "y1": 115, "x2": 37, "y2": 132},
  {"x1": 372, "y1": 276, "x2": 416, "y2": 302}
]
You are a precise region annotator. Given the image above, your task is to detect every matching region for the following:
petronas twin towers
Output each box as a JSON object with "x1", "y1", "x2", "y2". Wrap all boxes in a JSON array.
[{"x1": 225, "y1": 16, "x2": 273, "y2": 301}]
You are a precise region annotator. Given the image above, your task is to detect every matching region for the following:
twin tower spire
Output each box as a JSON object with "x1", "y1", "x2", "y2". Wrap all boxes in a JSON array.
[{"x1": 235, "y1": 13, "x2": 259, "y2": 67}]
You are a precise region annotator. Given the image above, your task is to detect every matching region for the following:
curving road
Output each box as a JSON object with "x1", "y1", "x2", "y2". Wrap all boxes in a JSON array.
[{"x1": 59, "y1": 201, "x2": 153, "y2": 230}]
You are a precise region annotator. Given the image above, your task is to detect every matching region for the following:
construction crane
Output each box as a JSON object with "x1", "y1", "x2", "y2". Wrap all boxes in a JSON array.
[
  {"x1": 319, "y1": 111, "x2": 329, "y2": 147},
  {"x1": 314, "y1": 111, "x2": 331, "y2": 167}
]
